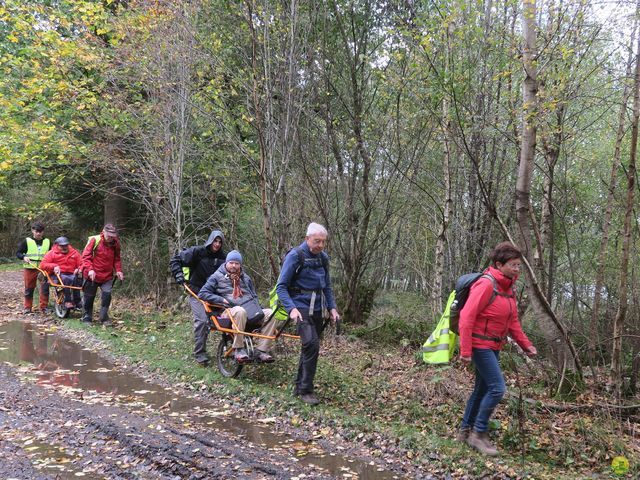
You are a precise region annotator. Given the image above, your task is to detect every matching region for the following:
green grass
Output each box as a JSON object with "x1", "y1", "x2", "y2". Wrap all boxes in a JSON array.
[
  {"x1": 60, "y1": 301, "x2": 639, "y2": 480},
  {"x1": 0, "y1": 261, "x2": 21, "y2": 272}
]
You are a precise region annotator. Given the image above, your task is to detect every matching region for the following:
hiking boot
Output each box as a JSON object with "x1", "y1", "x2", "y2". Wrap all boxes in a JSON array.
[
  {"x1": 299, "y1": 393, "x2": 320, "y2": 406},
  {"x1": 455, "y1": 427, "x2": 470, "y2": 442},
  {"x1": 195, "y1": 354, "x2": 210, "y2": 367},
  {"x1": 467, "y1": 430, "x2": 498, "y2": 456},
  {"x1": 81, "y1": 315, "x2": 92, "y2": 324},
  {"x1": 22, "y1": 307, "x2": 33, "y2": 315},
  {"x1": 234, "y1": 348, "x2": 250, "y2": 363},
  {"x1": 255, "y1": 350, "x2": 274, "y2": 363},
  {"x1": 99, "y1": 306, "x2": 110, "y2": 325}
]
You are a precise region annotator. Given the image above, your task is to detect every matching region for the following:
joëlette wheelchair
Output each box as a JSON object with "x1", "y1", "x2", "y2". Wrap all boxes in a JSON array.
[
  {"x1": 35, "y1": 266, "x2": 83, "y2": 319},
  {"x1": 184, "y1": 285, "x2": 299, "y2": 378}
]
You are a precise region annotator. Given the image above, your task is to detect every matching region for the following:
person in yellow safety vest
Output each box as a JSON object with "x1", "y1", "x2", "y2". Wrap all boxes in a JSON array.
[
  {"x1": 16, "y1": 221, "x2": 51, "y2": 314},
  {"x1": 422, "y1": 291, "x2": 458, "y2": 364}
]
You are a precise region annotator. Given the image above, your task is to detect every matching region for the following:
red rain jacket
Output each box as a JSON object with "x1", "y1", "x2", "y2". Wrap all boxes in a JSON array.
[
  {"x1": 458, "y1": 266, "x2": 533, "y2": 358},
  {"x1": 40, "y1": 244, "x2": 82, "y2": 275},
  {"x1": 82, "y1": 233, "x2": 122, "y2": 283}
]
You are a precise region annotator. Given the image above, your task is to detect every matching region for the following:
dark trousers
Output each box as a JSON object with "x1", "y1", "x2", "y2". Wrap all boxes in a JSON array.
[
  {"x1": 295, "y1": 310, "x2": 324, "y2": 394},
  {"x1": 59, "y1": 273, "x2": 82, "y2": 306},
  {"x1": 189, "y1": 296, "x2": 210, "y2": 363},
  {"x1": 83, "y1": 279, "x2": 113, "y2": 322}
]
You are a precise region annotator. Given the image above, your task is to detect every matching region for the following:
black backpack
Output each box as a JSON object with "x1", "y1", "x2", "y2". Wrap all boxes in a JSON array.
[{"x1": 449, "y1": 272, "x2": 512, "y2": 334}]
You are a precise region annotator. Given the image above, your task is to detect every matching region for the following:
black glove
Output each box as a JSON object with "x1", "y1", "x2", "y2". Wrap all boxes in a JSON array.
[{"x1": 175, "y1": 274, "x2": 185, "y2": 285}]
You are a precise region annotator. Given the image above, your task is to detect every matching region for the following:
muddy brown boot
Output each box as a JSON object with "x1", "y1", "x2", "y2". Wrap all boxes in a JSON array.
[
  {"x1": 299, "y1": 393, "x2": 320, "y2": 406},
  {"x1": 467, "y1": 430, "x2": 498, "y2": 456},
  {"x1": 455, "y1": 427, "x2": 470, "y2": 442}
]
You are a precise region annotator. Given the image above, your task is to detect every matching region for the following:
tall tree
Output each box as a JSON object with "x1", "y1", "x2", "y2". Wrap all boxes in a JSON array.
[
  {"x1": 516, "y1": 0, "x2": 582, "y2": 385},
  {"x1": 591, "y1": 8, "x2": 638, "y2": 370},
  {"x1": 611, "y1": 15, "x2": 640, "y2": 396}
]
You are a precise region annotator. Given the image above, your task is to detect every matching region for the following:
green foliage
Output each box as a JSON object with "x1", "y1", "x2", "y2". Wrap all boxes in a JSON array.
[{"x1": 352, "y1": 290, "x2": 434, "y2": 345}]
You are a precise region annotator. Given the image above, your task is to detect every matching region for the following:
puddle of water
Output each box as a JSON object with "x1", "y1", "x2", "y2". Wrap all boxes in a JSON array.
[
  {"x1": 20, "y1": 439, "x2": 101, "y2": 480},
  {"x1": 0, "y1": 321, "x2": 401, "y2": 479}
]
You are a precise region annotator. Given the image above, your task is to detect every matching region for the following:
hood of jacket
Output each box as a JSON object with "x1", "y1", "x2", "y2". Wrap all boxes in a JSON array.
[
  {"x1": 204, "y1": 230, "x2": 224, "y2": 249},
  {"x1": 485, "y1": 265, "x2": 517, "y2": 292}
]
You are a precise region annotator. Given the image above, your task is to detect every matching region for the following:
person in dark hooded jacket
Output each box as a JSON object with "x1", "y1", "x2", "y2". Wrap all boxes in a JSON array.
[{"x1": 170, "y1": 230, "x2": 226, "y2": 366}]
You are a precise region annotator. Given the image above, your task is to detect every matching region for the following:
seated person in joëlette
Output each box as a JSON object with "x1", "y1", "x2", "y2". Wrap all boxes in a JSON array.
[
  {"x1": 198, "y1": 250, "x2": 277, "y2": 363},
  {"x1": 40, "y1": 236, "x2": 83, "y2": 310}
]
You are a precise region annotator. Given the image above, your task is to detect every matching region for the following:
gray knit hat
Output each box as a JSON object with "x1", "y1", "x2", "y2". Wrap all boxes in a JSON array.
[{"x1": 226, "y1": 250, "x2": 242, "y2": 264}]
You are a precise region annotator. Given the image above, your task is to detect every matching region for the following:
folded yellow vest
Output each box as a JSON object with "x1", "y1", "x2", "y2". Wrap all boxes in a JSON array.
[{"x1": 422, "y1": 290, "x2": 458, "y2": 364}]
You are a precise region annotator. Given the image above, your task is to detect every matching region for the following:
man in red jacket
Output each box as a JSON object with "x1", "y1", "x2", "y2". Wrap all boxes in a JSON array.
[
  {"x1": 81, "y1": 224, "x2": 124, "y2": 326},
  {"x1": 40, "y1": 237, "x2": 83, "y2": 310}
]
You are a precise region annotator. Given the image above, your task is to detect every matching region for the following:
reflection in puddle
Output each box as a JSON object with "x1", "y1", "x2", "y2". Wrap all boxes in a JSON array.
[{"x1": 0, "y1": 321, "x2": 399, "y2": 479}]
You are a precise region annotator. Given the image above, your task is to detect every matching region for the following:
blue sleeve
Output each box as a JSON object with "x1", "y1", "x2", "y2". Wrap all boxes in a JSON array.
[
  {"x1": 275, "y1": 252, "x2": 298, "y2": 313},
  {"x1": 323, "y1": 260, "x2": 337, "y2": 310},
  {"x1": 198, "y1": 274, "x2": 226, "y2": 306}
]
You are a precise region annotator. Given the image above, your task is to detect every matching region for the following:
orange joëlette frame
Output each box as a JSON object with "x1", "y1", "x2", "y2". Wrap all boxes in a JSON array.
[
  {"x1": 34, "y1": 266, "x2": 83, "y2": 291},
  {"x1": 183, "y1": 284, "x2": 299, "y2": 341}
]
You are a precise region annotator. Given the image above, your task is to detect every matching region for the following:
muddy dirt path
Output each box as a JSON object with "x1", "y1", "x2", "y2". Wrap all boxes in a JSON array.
[{"x1": 0, "y1": 271, "x2": 408, "y2": 480}]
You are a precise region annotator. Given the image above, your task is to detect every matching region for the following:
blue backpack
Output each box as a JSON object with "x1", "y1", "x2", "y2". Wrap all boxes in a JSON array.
[{"x1": 268, "y1": 247, "x2": 328, "y2": 321}]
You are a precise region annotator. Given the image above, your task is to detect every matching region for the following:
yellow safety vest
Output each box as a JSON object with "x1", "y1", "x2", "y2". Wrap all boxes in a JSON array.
[
  {"x1": 25, "y1": 238, "x2": 50, "y2": 269},
  {"x1": 85, "y1": 235, "x2": 101, "y2": 254},
  {"x1": 422, "y1": 291, "x2": 458, "y2": 364}
]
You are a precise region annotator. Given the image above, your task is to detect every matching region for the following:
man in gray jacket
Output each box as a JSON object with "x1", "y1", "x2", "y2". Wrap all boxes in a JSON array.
[
  {"x1": 198, "y1": 250, "x2": 277, "y2": 363},
  {"x1": 170, "y1": 230, "x2": 226, "y2": 366}
]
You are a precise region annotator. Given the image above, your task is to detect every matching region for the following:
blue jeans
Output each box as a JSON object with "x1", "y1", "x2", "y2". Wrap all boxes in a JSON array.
[{"x1": 461, "y1": 349, "x2": 505, "y2": 433}]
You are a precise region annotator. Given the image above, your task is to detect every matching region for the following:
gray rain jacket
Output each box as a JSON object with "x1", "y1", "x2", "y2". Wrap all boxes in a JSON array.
[{"x1": 198, "y1": 263, "x2": 264, "y2": 322}]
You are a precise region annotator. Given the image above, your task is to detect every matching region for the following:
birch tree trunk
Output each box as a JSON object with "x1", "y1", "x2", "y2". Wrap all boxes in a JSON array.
[
  {"x1": 610, "y1": 23, "x2": 640, "y2": 397},
  {"x1": 516, "y1": 0, "x2": 582, "y2": 388},
  {"x1": 245, "y1": 0, "x2": 278, "y2": 277},
  {"x1": 432, "y1": 21, "x2": 454, "y2": 313},
  {"x1": 592, "y1": 17, "x2": 637, "y2": 368}
]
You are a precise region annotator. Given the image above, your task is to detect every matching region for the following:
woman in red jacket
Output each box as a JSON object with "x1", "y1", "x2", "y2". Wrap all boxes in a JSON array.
[{"x1": 457, "y1": 242, "x2": 537, "y2": 456}]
